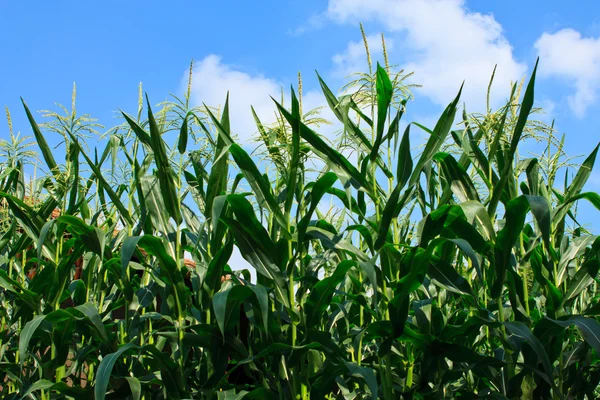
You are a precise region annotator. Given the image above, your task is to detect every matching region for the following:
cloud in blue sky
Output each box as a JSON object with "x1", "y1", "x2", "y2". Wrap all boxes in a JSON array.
[
  {"x1": 535, "y1": 29, "x2": 600, "y2": 118},
  {"x1": 185, "y1": 55, "x2": 281, "y2": 143},
  {"x1": 185, "y1": 55, "x2": 336, "y2": 145},
  {"x1": 326, "y1": 0, "x2": 527, "y2": 110},
  {"x1": 183, "y1": 0, "x2": 600, "y2": 174},
  {"x1": 332, "y1": 34, "x2": 394, "y2": 78},
  {"x1": 187, "y1": 0, "x2": 534, "y2": 146}
]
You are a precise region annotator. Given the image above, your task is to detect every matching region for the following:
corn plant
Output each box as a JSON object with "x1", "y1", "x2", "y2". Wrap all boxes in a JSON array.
[{"x1": 0, "y1": 51, "x2": 600, "y2": 400}]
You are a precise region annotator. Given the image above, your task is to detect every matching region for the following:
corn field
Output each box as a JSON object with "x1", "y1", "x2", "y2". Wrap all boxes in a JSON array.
[{"x1": 0, "y1": 49, "x2": 600, "y2": 399}]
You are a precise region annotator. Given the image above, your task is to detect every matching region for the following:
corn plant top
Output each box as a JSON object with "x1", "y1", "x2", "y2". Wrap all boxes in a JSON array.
[{"x1": 0, "y1": 58, "x2": 599, "y2": 400}]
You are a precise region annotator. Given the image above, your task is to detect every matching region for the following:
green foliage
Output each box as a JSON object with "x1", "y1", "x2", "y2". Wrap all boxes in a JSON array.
[{"x1": 0, "y1": 46, "x2": 600, "y2": 399}]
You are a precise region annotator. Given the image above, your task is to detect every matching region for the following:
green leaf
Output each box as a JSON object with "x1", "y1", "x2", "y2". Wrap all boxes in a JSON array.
[
  {"x1": 37, "y1": 220, "x2": 56, "y2": 264},
  {"x1": 206, "y1": 103, "x2": 290, "y2": 238},
  {"x1": 396, "y1": 124, "x2": 413, "y2": 190},
  {"x1": 493, "y1": 196, "x2": 529, "y2": 298},
  {"x1": 409, "y1": 83, "x2": 463, "y2": 188},
  {"x1": 120, "y1": 111, "x2": 152, "y2": 146},
  {"x1": 229, "y1": 143, "x2": 290, "y2": 239},
  {"x1": 448, "y1": 238, "x2": 483, "y2": 282},
  {"x1": 0, "y1": 269, "x2": 40, "y2": 312},
  {"x1": 220, "y1": 197, "x2": 290, "y2": 309},
  {"x1": 204, "y1": 238, "x2": 234, "y2": 295},
  {"x1": 95, "y1": 343, "x2": 140, "y2": 400},
  {"x1": 316, "y1": 73, "x2": 393, "y2": 179},
  {"x1": 18, "y1": 379, "x2": 54, "y2": 399},
  {"x1": 459, "y1": 200, "x2": 495, "y2": 240},
  {"x1": 504, "y1": 321, "x2": 554, "y2": 385},
  {"x1": 347, "y1": 224, "x2": 374, "y2": 253},
  {"x1": 285, "y1": 88, "x2": 301, "y2": 218},
  {"x1": 565, "y1": 143, "x2": 600, "y2": 200},
  {"x1": 213, "y1": 284, "x2": 268, "y2": 335},
  {"x1": 125, "y1": 235, "x2": 189, "y2": 319},
  {"x1": 554, "y1": 192, "x2": 600, "y2": 226},
  {"x1": 525, "y1": 195, "x2": 551, "y2": 250},
  {"x1": 550, "y1": 316, "x2": 600, "y2": 354},
  {"x1": 429, "y1": 255, "x2": 474, "y2": 296},
  {"x1": 125, "y1": 377, "x2": 142, "y2": 400},
  {"x1": 434, "y1": 151, "x2": 479, "y2": 203},
  {"x1": 178, "y1": 112, "x2": 189, "y2": 154},
  {"x1": 57, "y1": 215, "x2": 106, "y2": 257},
  {"x1": 0, "y1": 192, "x2": 40, "y2": 234},
  {"x1": 274, "y1": 98, "x2": 371, "y2": 192},
  {"x1": 344, "y1": 361, "x2": 378, "y2": 399},
  {"x1": 145, "y1": 95, "x2": 182, "y2": 225},
  {"x1": 375, "y1": 125, "x2": 412, "y2": 250},
  {"x1": 224, "y1": 218, "x2": 287, "y2": 301},
  {"x1": 74, "y1": 302, "x2": 109, "y2": 342},
  {"x1": 216, "y1": 342, "x2": 322, "y2": 389},
  {"x1": 19, "y1": 315, "x2": 46, "y2": 366},
  {"x1": 67, "y1": 141, "x2": 81, "y2": 214},
  {"x1": 370, "y1": 63, "x2": 393, "y2": 162},
  {"x1": 217, "y1": 389, "x2": 249, "y2": 400},
  {"x1": 21, "y1": 98, "x2": 58, "y2": 178},
  {"x1": 558, "y1": 235, "x2": 598, "y2": 283},
  {"x1": 305, "y1": 227, "x2": 369, "y2": 262},
  {"x1": 298, "y1": 172, "x2": 338, "y2": 245},
  {"x1": 305, "y1": 260, "x2": 356, "y2": 326},
  {"x1": 488, "y1": 59, "x2": 538, "y2": 216},
  {"x1": 67, "y1": 134, "x2": 134, "y2": 226},
  {"x1": 140, "y1": 176, "x2": 173, "y2": 239},
  {"x1": 563, "y1": 261, "x2": 598, "y2": 303},
  {"x1": 204, "y1": 102, "x2": 230, "y2": 222},
  {"x1": 252, "y1": 106, "x2": 284, "y2": 172},
  {"x1": 375, "y1": 180, "x2": 402, "y2": 250}
]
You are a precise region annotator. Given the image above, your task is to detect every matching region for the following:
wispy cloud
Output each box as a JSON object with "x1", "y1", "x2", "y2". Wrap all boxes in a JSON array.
[
  {"x1": 289, "y1": 13, "x2": 328, "y2": 36},
  {"x1": 325, "y1": 0, "x2": 527, "y2": 111},
  {"x1": 535, "y1": 28, "x2": 600, "y2": 118}
]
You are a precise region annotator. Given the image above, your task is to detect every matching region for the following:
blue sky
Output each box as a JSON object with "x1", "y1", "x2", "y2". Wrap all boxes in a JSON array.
[{"x1": 1, "y1": 0, "x2": 600, "y2": 230}]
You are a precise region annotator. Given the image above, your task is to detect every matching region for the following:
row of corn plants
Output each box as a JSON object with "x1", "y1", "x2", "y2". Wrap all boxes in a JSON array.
[{"x1": 1, "y1": 41, "x2": 600, "y2": 398}]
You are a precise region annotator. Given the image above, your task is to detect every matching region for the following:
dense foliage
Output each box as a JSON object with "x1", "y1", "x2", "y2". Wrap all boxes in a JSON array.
[{"x1": 1, "y1": 49, "x2": 600, "y2": 399}]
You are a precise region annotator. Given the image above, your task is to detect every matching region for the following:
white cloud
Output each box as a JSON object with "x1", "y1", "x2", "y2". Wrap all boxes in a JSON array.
[
  {"x1": 290, "y1": 13, "x2": 328, "y2": 36},
  {"x1": 185, "y1": 55, "x2": 340, "y2": 145},
  {"x1": 185, "y1": 55, "x2": 283, "y2": 144},
  {"x1": 535, "y1": 29, "x2": 600, "y2": 118},
  {"x1": 326, "y1": 0, "x2": 527, "y2": 111},
  {"x1": 332, "y1": 34, "x2": 394, "y2": 77}
]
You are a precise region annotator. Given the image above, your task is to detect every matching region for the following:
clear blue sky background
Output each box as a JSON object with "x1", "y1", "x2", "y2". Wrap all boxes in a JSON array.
[{"x1": 1, "y1": 0, "x2": 599, "y2": 230}]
